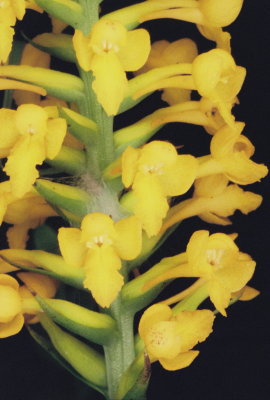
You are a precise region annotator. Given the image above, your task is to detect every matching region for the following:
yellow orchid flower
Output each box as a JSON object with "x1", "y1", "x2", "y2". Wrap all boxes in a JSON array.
[
  {"x1": 121, "y1": 141, "x2": 198, "y2": 237},
  {"x1": 161, "y1": 174, "x2": 262, "y2": 233},
  {"x1": 0, "y1": 272, "x2": 56, "y2": 338},
  {"x1": 73, "y1": 18, "x2": 150, "y2": 115},
  {"x1": 138, "y1": 38, "x2": 198, "y2": 105},
  {"x1": 192, "y1": 49, "x2": 246, "y2": 126},
  {"x1": 139, "y1": 303, "x2": 214, "y2": 370},
  {"x1": 1, "y1": 104, "x2": 67, "y2": 198},
  {"x1": 0, "y1": 274, "x2": 24, "y2": 338},
  {"x1": 58, "y1": 212, "x2": 142, "y2": 308},
  {"x1": 141, "y1": 0, "x2": 243, "y2": 28},
  {"x1": 0, "y1": 181, "x2": 57, "y2": 250},
  {"x1": 197, "y1": 122, "x2": 268, "y2": 185},
  {"x1": 149, "y1": 231, "x2": 256, "y2": 316},
  {"x1": 0, "y1": 23, "x2": 14, "y2": 63},
  {"x1": 0, "y1": 0, "x2": 42, "y2": 63}
]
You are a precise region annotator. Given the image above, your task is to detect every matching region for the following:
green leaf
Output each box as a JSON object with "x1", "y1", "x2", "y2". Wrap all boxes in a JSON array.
[
  {"x1": 59, "y1": 107, "x2": 98, "y2": 146},
  {"x1": 117, "y1": 353, "x2": 150, "y2": 400},
  {"x1": 27, "y1": 323, "x2": 107, "y2": 397},
  {"x1": 35, "y1": 0, "x2": 84, "y2": 30},
  {"x1": 39, "y1": 314, "x2": 108, "y2": 395},
  {"x1": 46, "y1": 145, "x2": 86, "y2": 175},
  {"x1": 25, "y1": 33, "x2": 76, "y2": 63},
  {"x1": 35, "y1": 179, "x2": 92, "y2": 217},
  {"x1": 0, "y1": 65, "x2": 84, "y2": 102},
  {"x1": 0, "y1": 249, "x2": 84, "y2": 289},
  {"x1": 37, "y1": 297, "x2": 118, "y2": 345},
  {"x1": 33, "y1": 224, "x2": 59, "y2": 253}
]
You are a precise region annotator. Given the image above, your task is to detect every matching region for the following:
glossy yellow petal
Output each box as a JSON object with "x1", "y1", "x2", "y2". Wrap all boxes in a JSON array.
[
  {"x1": 72, "y1": 30, "x2": 93, "y2": 71},
  {"x1": 220, "y1": 152, "x2": 268, "y2": 185},
  {"x1": 207, "y1": 232, "x2": 238, "y2": 252},
  {"x1": 0, "y1": 108, "x2": 19, "y2": 151},
  {"x1": 17, "y1": 272, "x2": 58, "y2": 298},
  {"x1": 121, "y1": 146, "x2": 140, "y2": 188},
  {"x1": 159, "y1": 350, "x2": 199, "y2": 371},
  {"x1": 194, "y1": 174, "x2": 228, "y2": 197},
  {"x1": 186, "y1": 230, "x2": 210, "y2": 273},
  {"x1": 80, "y1": 213, "x2": 116, "y2": 244},
  {"x1": 138, "y1": 140, "x2": 178, "y2": 170},
  {"x1": 144, "y1": 320, "x2": 182, "y2": 359},
  {"x1": 139, "y1": 303, "x2": 172, "y2": 339},
  {"x1": 45, "y1": 118, "x2": 67, "y2": 159},
  {"x1": 58, "y1": 227, "x2": 86, "y2": 268},
  {"x1": 0, "y1": 24, "x2": 14, "y2": 64},
  {"x1": 175, "y1": 309, "x2": 215, "y2": 351},
  {"x1": 208, "y1": 280, "x2": 230, "y2": 316},
  {"x1": 83, "y1": 246, "x2": 123, "y2": 308},
  {"x1": 0, "y1": 274, "x2": 19, "y2": 290},
  {"x1": 4, "y1": 136, "x2": 45, "y2": 197},
  {"x1": 118, "y1": 29, "x2": 150, "y2": 71},
  {"x1": 0, "y1": 259, "x2": 18, "y2": 273},
  {"x1": 200, "y1": 0, "x2": 244, "y2": 28},
  {"x1": 91, "y1": 52, "x2": 127, "y2": 115},
  {"x1": 0, "y1": 285, "x2": 21, "y2": 323},
  {"x1": 214, "y1": 254, "x2": 256, "y2": 293},
  {"x1": 0, "y1": 313, "x2": 24, "y2": 338},
  {"x1": 160, "y1": 155, "x2": 197, "y2": 196},
  {"x1": 7, "y1": 222, "x2": 37, "y2": 249},
  {"x1": 133, "y1": 172, "x2": 169, "y2": 237},
  {"x1": 15, "y1": 104, "x2": 48, "y2": 137},
  {"x1": 12, "y1": 0, "x2": 26, "y2": 20},
  {"x1": 114, "y1": 216, "x2": 142, "y2": 260},
  {"x1": 237, "y1": 286, "x2": 260, "y2": 301}
]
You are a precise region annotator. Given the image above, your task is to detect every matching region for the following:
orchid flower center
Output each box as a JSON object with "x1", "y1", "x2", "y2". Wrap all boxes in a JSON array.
[
  {"x1": 206, "y1": 248, "x2": 225, "y2": 268},
  {"x1": 86, "y1": 234, "x2": 112, "y2": 249}
]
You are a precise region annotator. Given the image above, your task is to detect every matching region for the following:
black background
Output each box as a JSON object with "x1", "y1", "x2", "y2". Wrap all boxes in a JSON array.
[{"x1": 0, "y1": 1, "x2": 269, "y2": 399}]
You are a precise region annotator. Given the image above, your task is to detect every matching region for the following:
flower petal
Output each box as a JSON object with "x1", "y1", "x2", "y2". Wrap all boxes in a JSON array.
[
  {"x1": 0, "y1": 313, "x2": 24, "y2": 338},
  {"x1": 139, "y1": 303, "x2": 172, "y2": 339},
  {"x1": 208, "y1": 280, "x2": 230, "y2": 316},
  {"x1": 159, "y1": 350, "x2": 199, "y2": 371},
  {"x1": 91, "y1": 53, "x2": 127, "y2": 115},
  {"x1": 83, "y1": 246, "x2": 123, "y2": 308},
  {"x1": 175, "y1": 309, "x2": 215, "y2": 351},
  {"x1": 45, "y1": 118, "x2": 67, "y2": 159},
  {"x1": 114, "y1": 216, "x2": 142, "y2": 260},
  {"x1": 122, "y1": 146, "x2": 140, "y2": 188},
  {"x1": 118, "y1": 29, "x2": 151, "y2": 71},
  {"x1": 72, "y1": 30, "x2": 93, "y2": 71},
  {"x1": 160, "y1": 155, "x2": 197, "y2": 196},
  {"x1": 58, "y1": 227, "x2": 86, "y2": 268},
  {"x1": 4, "y1": 136, "x2": 45, "y2": 198},
  {"x1": 133, "y1": 172, "x2": 169, "y2": 237}
]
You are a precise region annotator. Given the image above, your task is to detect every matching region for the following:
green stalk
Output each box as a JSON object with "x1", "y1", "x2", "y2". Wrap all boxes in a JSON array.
[{"x1": 104, "y1": 296, "x2": 135, "y2": 399}]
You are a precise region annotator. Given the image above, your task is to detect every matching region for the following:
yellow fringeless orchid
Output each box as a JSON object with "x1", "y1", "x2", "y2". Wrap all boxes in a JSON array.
[
  {"x1": 0, "y1": 104, "x2": 67, "y2": 198},
  {"x1": 73, "y1": 18, "x2": 150, "y2": 115},
  {"x1": 160, "y1": 174, "x2": 262, "y2": 233},
  {"x1": 121, "y1": 141, "x2": 198, "y2": 237},
  {"x1": 0, "y1": 272, "x2": 57, "y2": 338},
  {"x1": 138, "y1": 38, "x2": 198, "y2": 105},
  {"x1": 0, "y1": 0, "x2": 42, "y2": 63},
  {"x1": 0, "y1": 181, "x2": 57, "y2": 251},
  {"x1": 148, "y1": 231, "x2": 256, "y2": 316},
  {"x1": 58, "y1": 212, "x2": 142, "y2": 308},
  {"x1": 192, "y1": 49, "x2": 246, "y2": 126},
  {"x1": 197, "y1": 122, "x2": 268, "y2": 185},
  {"x1": 139, "y1": 303, "x2": 214, "y2": 370},
  {"x1": 141, "y1": 0, "x2": 243, "y2": 29}
]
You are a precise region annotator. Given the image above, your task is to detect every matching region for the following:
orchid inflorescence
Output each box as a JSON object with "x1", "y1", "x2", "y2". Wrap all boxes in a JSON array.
[{"x1": 0, "y1": 1, "x2": 266, "y2": 399}]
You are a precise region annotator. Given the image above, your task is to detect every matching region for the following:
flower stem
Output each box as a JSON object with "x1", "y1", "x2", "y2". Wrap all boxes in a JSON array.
[{"x1": 104, "y1": 296, "x2": 136, "y2": 399}]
